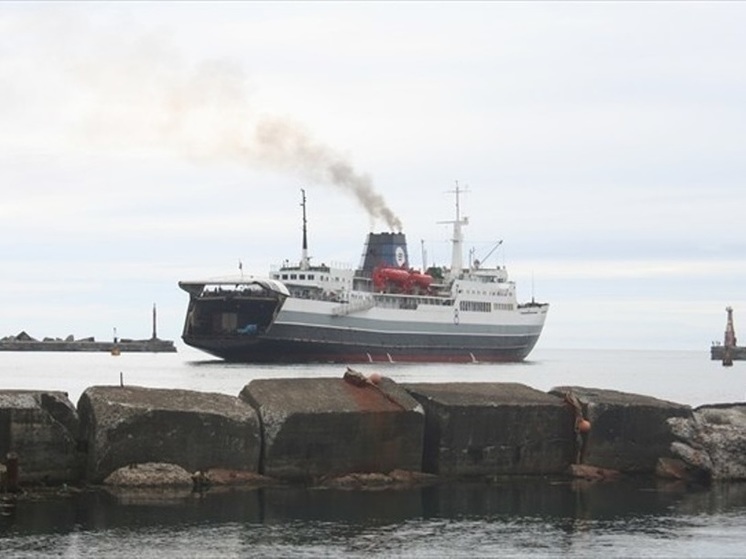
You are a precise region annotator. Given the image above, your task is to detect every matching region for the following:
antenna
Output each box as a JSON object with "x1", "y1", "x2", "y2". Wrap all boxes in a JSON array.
[
  {"x1": 300, "y1": 188, "x2": 310, "y2": 270},
  {"x1": 436, "y1": 181, "x2": 470, "y2": 282},
  {"x1": 531, "y1": 271, "x2": 535, "y2": 304},
  {"x1": 450, "y1": 180, "x2": 469, "y2": 224}
]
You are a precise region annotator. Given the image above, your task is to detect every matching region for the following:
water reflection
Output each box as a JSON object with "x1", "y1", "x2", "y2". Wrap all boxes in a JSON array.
[
  {"x1": 2, "y1": 479, "x2": 745, "y2": 557},
  {"x1": 2, "y1": 478, "x2": 741, "y2": 531}
]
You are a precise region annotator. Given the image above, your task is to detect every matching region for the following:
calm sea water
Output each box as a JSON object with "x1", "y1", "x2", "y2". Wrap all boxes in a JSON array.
[{"x1": 2, "y1": 346, "x2": 746, "y2": 558}]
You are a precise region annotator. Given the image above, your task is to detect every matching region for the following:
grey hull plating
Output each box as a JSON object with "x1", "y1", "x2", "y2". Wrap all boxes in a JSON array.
[
  {"x1": 183, "y1": 308, "x2": 544, "y2": 363},
  {"x1": 183, "y1": 331, "x2": 542, "y2": 363}
]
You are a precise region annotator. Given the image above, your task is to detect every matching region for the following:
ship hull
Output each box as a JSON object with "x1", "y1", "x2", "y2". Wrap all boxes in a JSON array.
[
  {"x1": 183, "y1": 331, "x2": 542, "y2": 363},
  {"x1": 182, "y1": 298, "x2": 547, "y2": 363}
]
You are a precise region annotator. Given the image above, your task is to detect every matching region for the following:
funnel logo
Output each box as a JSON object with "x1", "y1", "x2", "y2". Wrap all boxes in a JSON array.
[{"x1": 395, "y1": 246, "x2": 406, "y2": 267}]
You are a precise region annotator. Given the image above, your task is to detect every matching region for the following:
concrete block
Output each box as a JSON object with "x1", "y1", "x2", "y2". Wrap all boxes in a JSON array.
[
  {"x1": 240, "y1": 374, "x2": 424, "y2": 481},
  {"x1": 0, "y1": 390, "x2": 81, "y2": 484},
  {"x1": 404, "y1": 382, "x2": 574, "y2": 476},
  {"x1": 550, "y1": 386, "x2": 692, "y2": 473},
  {"x1": 78, "y1": 386, "x2": 260, "y2": 483}
]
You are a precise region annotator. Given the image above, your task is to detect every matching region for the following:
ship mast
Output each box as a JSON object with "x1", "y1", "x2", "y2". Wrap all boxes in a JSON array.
[
  {"x1": 441, "y1": 182, "x2": 468, "y2": 283},
  {"x1": 300, "y1": 189, "x2": 310, "y2": 271}
]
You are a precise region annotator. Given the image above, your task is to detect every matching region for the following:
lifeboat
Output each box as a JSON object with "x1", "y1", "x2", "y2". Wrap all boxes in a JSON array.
[
  {"x1": 409, "y1": 270, "x2": 433, "y2": 293},
  {"x1": 373, "y1": 266, "x2": 433, "y2": 294}
]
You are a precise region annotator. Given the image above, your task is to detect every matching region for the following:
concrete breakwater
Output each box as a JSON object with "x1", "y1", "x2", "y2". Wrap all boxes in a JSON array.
[
  {"x1": 1, "y1": 305, "x2": 176, "y2": 353},
  {"x1": 0, "y1": 336, "x2": 176, "y2": 353},
  {"x1": 1, "y1": 369, "x2": 745, "y2": 491}
]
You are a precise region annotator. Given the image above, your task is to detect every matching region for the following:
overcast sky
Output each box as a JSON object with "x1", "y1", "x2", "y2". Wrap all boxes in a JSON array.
[{"x1": 1, "y1": 1, "x2": 745, "y2": 351}]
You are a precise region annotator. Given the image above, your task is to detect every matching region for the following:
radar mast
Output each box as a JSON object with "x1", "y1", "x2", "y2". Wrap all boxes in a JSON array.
[
  {"x1": 300, "y1": 189, "x2": 310, "y2": 270},
  {"x1": 438, "y1": 182, "x2": 469, "y2": 282}
]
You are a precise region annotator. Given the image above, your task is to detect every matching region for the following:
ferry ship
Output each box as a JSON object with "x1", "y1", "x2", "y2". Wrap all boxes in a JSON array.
[{"x1": 178, "y1": 188, "x2": 549, "y2": 363}]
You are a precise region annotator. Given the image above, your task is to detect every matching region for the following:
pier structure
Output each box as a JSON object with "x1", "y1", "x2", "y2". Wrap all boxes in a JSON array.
[
  {"x1": 711, "y1": 306, "x2": 746, "y2": 364},
  {"x1": 5, "y1": 370, "x2": 744, "y2": 490},
  {"x1": 0, "y1": 304, "x2": 176, "y2": 353}
]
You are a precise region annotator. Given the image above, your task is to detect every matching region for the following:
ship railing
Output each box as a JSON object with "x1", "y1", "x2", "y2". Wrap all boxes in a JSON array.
[{"x1": 271, "y1": 261, "x2": 352, "y2": 273}]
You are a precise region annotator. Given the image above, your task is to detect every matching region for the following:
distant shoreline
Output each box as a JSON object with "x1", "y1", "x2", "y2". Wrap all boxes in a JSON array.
[{"x1": 0, "y1": 338, "x2": 177, "y2": 353}]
